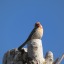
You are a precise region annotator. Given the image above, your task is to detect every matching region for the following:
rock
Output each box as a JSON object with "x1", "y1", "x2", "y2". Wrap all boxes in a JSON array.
[
  {"x1": 45, "y1": 51, "x2": 54, "y2": 64},
  {"x1": 27, "y1": 39, "x2": 45, "y2": 64},
  {"x1": 3, "y1": 48, "x2": 27, "y2": 64},
  {"x1": 3, "y1": 39, "x2": 45, "y2": 64}
]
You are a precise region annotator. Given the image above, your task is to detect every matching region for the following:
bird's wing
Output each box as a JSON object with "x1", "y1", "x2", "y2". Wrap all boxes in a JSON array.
[
  {"x1": 18, "y1": 28, "x2": 36, "y2": 50},
  {"x1": 25, "y1": 27, "x2": 36, "y2": 43}
]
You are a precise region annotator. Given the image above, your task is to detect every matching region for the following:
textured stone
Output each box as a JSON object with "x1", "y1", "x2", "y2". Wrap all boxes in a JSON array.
[
  {"x1": 3, "y1": 39, "x2": 63, "y2": 64},
  {"x1": 3, "y1": 48, "x2": 27, "y2": 64},
  {"x1": 45, "y1": 51, "x2": 54, "y2": 64},
  {"x1": 27, "y1": 39, "x2": 45, "y2": 64}
]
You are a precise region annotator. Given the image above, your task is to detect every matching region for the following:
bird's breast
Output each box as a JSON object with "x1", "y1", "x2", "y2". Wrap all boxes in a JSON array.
[{"x1": 31, "y1": 27, "x2": 43, "y2": 39}]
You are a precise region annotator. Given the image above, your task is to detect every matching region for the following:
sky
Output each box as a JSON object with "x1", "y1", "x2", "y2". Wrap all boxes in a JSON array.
[{"x1": 0, "y1": 0, "x2": 64, "y2": 64}]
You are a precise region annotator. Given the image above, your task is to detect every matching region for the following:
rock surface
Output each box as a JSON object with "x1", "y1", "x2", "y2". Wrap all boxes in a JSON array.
[
  {"x1": 27, "y1": 39, "x2": 45, "y2": 64},
  {"x1": 3, "y1": 48, "x2": 27, "y2": 64},
  {"x1": 3, "y1": 39, "x2": 63, "y2": 64},
  {"x1": 3, "y1": 39, "x2": 45, "y2": 64}
]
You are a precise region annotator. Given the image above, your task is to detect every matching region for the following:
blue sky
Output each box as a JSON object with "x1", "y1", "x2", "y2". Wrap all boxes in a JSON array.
[{"x1": 0, "y1": 0, "x2": 64, "y2": 64}]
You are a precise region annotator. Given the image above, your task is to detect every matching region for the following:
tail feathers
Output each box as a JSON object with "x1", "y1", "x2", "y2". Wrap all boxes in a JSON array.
[{"x1": 18, "y1": 42, "x2": 27, "y2": 51}]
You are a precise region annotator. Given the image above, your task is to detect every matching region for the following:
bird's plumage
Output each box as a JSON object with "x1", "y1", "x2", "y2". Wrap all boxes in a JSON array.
[{"x1": 18, "y1": 22, "x2": 43, "y2": 51}]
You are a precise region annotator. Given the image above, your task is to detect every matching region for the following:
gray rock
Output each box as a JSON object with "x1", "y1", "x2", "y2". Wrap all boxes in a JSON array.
[{"x1": 3, "y1": 48, "x2": 27, "y2": 64}]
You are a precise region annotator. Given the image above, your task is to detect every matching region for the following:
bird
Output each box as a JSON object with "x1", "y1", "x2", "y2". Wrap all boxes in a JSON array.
[{"x1": 18, "y1": 22, "x2": 43, "y2": 51}]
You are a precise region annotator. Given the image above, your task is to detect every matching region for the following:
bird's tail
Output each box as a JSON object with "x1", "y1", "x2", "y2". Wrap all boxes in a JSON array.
[{"x1": 18, "y1": 41, "x2": 27, "y2": 51}]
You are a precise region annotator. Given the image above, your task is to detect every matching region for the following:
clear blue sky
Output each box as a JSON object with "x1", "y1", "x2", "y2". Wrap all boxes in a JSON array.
[{"x1": 0, "y1": 0, "x2": 64, "y2": 64}]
